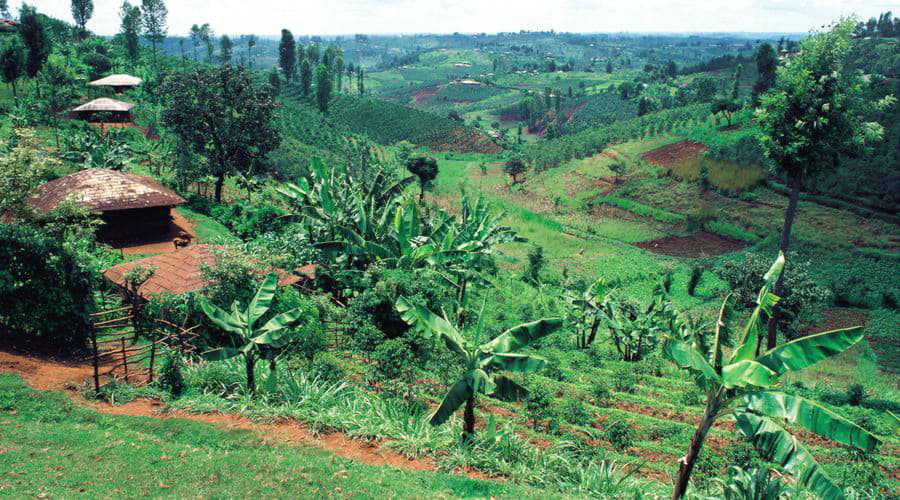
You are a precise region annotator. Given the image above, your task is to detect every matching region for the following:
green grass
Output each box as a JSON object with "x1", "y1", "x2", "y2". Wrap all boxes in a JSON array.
[
  {"x1": 0, "y1": 373, "x2": 541, "y2": 499},
  {"x1": 176, "y1": 207, "x2": 239, "y2": 244}
]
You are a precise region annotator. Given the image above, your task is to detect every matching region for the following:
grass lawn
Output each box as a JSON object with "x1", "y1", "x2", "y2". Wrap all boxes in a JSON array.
[{"x1": 0, "y1": 374, "x2": 542, "y2": 499}]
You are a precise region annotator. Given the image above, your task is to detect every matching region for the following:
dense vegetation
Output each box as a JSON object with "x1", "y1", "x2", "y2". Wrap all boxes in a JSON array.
[{"x1": 0, "y1": 3, "x2": 898, "y2": 499}]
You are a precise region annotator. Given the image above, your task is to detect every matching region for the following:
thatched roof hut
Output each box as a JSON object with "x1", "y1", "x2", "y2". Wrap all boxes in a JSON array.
[
  {"x1": 31, "y1": 169, "x2": 185, "y2": 242},
  {"x1": 89, "y1": 74, "x2": 143, "y2": 93},
  {"x1": 72, "y1": 98, "x2": 135, "y2": 122},
  {"x1": 103, "y1": 245, "x2": 302, "y2": 298}
]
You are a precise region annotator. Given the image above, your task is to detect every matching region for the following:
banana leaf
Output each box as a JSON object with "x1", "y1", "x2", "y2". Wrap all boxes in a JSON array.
[
  {"x1": 479, "y1": 318, "x2": 563, "y2": 354},
  {"x1": 755, "y1": 327, "x2": 863, "y2": 376},
  {"x1": 246, "y1": 273, "x2": 278, "y2": 326},
  {"x1": 430, "y1": 378, "x2": 473, "y2": 426},
  {"x1": 199, "y1": 299, "x2": 245, "y2": 336},
  {"x1": 480, "y1": 353, "x2": 547, "y2": 373},
  {"x1": 722, "y1": 360, "x2": 776, "y2": 389},
  {"x1": 663, "y1": 338, "x2": 721, "y2": 383},
  {"x1": 396, "y1": 296, "x2": 468, "y2": 357}
]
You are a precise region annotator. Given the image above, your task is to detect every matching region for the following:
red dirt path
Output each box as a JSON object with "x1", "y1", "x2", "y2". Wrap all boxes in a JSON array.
[
  {"x1": 641, "y1": 141, "x2": 708, "y2": 167},
  {"x1": 635, "y1": 231, "x2": 747, "y2": 258},
  {"x1": 0, "y1": 349, "x2": 438, "y2": 473}
]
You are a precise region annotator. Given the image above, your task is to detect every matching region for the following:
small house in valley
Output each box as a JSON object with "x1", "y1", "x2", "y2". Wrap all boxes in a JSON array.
[
  {"x1": 102, "y1": 245, "x2": 303, "y2": 299},
  {"x1": 89, "y1": 74, "x2": 143, "y2": 93},
  {"x1": 30, "y1": 168, "x2": 185, "y2": 242},
  {"x1": 72, "y1": 98, "x2": 135, "y2": 123}
]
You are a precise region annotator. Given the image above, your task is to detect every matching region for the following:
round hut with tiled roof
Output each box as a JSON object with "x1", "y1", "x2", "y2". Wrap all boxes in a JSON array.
[
  {"x1": 30, "y1": 168, "x2": 186, "y2": 242},
  {"x1": 72, "y1": 97, "x2": 135, "y2": 123},
  {"x1": 88, "y1": 74, "x2": 143, "y2": 94}
]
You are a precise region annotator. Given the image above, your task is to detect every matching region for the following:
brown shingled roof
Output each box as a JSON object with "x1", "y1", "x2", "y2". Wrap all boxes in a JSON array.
[
  {"x1": 102, "y1": 245, "x2": 301, "y2": 298},
  {"x1": 30, "y1": 169, "x2": 186, "y2": 213},
  {"x1": 73, "y1": 98, "x2": 135, "y2": 113}
]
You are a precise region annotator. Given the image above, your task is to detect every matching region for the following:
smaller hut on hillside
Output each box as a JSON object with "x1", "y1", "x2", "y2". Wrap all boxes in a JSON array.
[
  {"x1": 102, "y1": 245, "x2": 303, "y2": 299},
  {"x1": 89, "y1": 74, "x2": 143, "y2": 93},
  {"x1": 72, "y1": 98, "x2": 135, "y2": 123},
  {"x1": 30, "y1": 168, "x2": 185, "y2": 242},
  {"x1": 0, "y1": 19, "x2": 17, "y2": 33}
]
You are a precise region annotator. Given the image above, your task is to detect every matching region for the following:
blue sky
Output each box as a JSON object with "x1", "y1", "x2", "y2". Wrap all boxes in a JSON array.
[{"x1": 13, "y1": 0, "x2": 895, "y2": 36}]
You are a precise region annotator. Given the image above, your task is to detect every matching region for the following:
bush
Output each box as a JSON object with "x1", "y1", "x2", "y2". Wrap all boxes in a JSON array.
[
  {"x1": 560, "y1": 398, "x2": 593, "y2": 426},
  {"x1": 525, "y1": 382, "x2": 555, "y2": 430},
  {"x1": 591, "y1": 383, "x2": 611, "y2": 404},
  {"x1": 687, "y1": 265, "x2": 703, "y2": 296},
  {"x1": 371, "y1": 338, "x2": 416, "y2": 382},
  {"x1": 846, "y1": 383, "x2": 866, "y2": 406},
  {"x1": 603, "y1": 420, "x2": 634, "y2": 451},
  {"x1": 611, "y1": 366, "x2": 641, "y2": 393},
  {"x1": 157, "y1": 355, "x2": 185, "y2": 397},
  {"x1": 0, "y1": 224, "x2": 97, "y2": 350},
  {"x1": 309, "y1": 353, "x2": 346, "y2": 384}
]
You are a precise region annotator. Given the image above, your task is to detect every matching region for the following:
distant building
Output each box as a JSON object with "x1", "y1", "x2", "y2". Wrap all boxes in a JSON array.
[
  {"x1": 72, "y1": 98, "x2": 135, "y2": 123},
  {"x1": 0, "y1": 19, "x2": 17, "y2": 33},
  {"x1": 29, "y1": 169, "x2": 185, "y2": 242},
  {"x1": 88, "y1": 74, "x2": 143, "y2": 94}
]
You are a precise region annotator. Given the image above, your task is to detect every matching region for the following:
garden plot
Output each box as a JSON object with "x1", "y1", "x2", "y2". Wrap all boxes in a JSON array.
[{"x1": 635, "y1": 230, "x2": 748, "y2": 258}]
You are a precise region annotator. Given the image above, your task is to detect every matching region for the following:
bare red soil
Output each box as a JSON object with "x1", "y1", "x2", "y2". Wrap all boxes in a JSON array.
[
  {"x1": 641, "y1": 141, "x2": 708, "y2": 167},
  {"x1": 412, "y1": 86, "x2": 440, "y2": 106},
  {"x1": 635, "y1": 231, "x2": 747, "y2": 257}
]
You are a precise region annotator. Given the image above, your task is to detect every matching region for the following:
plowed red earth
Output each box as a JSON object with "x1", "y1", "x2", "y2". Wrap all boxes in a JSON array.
[
  {"x1": 641, "y1": 141, "x2": 708, "y2": 167},
  {"x1": 635, "y1": 231, "x2": 746, "y2": 257}
]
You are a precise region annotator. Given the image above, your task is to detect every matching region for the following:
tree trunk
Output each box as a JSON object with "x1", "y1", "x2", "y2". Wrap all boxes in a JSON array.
[
  {"x1": 766, "y1": 173, "x2": 802, "y2": 350},
  {"x1": 463, "y1": 396, "x2": 476, "y2": 440},
  {"x1": 245, "y1": 354, "x2": 256, "y2": 395},
  {"x1": 672, "y1": 405, "x2": 717, "y2": 499},
  {"x1": 214, "y1": 173, "x2": 225, "y2": 203}
]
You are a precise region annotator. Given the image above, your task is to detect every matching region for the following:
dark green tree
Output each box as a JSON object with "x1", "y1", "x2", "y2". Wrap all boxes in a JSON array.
[
  {"x1": 70, "y1": 0, "x2": 94, "y2": 40},
  {"x1": 755, "y1": 19, "x2": 893, "y2": 350},
  {"x1": 18, "y1": 4, "x2": 50, "y2": 97},
  {"x1": 278, "y1": 29, "x2": 296, "y2": 82},
  {"x1": 712, "y1": 99, "x2": 740, "y2": 126},
  {"x1": 405, "y1": 155, "x2": 439, "y2": 201},
  {"x1": 189, "y1": 23, "x2": 201, "y2": 60},
  {"x1": 161, "y1": 65, "x2": 281, "y2": 202},
  {"x1": 0, "y1": 39, "x2": 25, "y2": 97},
  {"x1": 732, "y1": 63, "x2": 743, "y2": 99},
  {"x1": 199, "y1": 23, "x2": 213, "y2": 63},
  {"x1": 0, "y1": 0, "x2": 9, "y2": 18},
  {"x1": 140, "y1": 0, "x2": 167, "y2": 67},
  {"x1": 606, "y1": 59, "x2": 613, "y2": 73},
  {"x1": 504, "y1": 155, "x2": 526, "y2": 183},
  {"x1": 246, "y1": 34, "x2": 257, "y2": 69},
  {"x1": 752, "y1": 42, "x2": 777, "y2": 102},
  {"x1": 218, "y1": 34, "x2": 233, "y2": 65},
  {"x1": 299, "y1": 58, "x2": 311, "y2": 96},
  {"x1": 267, "y1": 67, "x2": 280, "y2": 95},
  {"x1": 315, "y1": 63, "x2": 330, "y2": 112},
  {"x1": 307, "y1": 43, "x2": 320, "y2": 65},
  {"x1": 334, "y1": 56, "x2": 344, "y2": 92},
  {"x1": 357, "y1": 67, "x2": 364, "y2": 95},
  {"x1": 118, "y1": 2, "x2": 141, "y2": 69}
]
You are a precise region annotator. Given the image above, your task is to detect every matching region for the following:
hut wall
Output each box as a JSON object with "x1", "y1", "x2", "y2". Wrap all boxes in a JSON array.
[{"x1": 97, "y1": 206, "x2": 173, "y2": 242}]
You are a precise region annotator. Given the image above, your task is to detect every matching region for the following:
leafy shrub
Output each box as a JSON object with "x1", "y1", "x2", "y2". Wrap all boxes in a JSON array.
[
  {"x1": 846, "y1": 383, "x2": 866, "y2": 406},
  {"x1": 723, "y1": 440, "x2": 762, "y2": 471},
  {"x1": 591, "y1": 383, "x2": 611, "y2": 404},
  {"x1": 611, "y1": 366, "x2": 641, "y2": 393},
  {"x1": 687, "y1": 265, "x2": 703, "y2": 296},
  {"x1": 309, "y1": 353, "x2": 346, "y2": 384},
  {"x1": 372, "y1": 338, "x2": 416, "y2": 382},
  {"x1": 0, "y1": 224, "x2": 97, "y2": 350},
  {"x1": 679, "y1": 388, "x2": 704, "y2": 407},
  {"x1": 525, "y1": 382, "x2": 555, "y2": 430},
  {"x1": 157, "y1": 355, "x2": 185, "y2": 397},
  {"x1": 691, "y1": 448, "x2": 726, "y2": 488},
  {"x1": 603, "y1": 420, "x2": 634, "y2": 451},
  {"x1": 560, "y1": 398, "x2": 593, "y2": 426}
]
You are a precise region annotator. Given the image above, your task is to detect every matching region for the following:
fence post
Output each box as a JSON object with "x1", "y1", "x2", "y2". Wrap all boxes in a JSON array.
[
  {"x1": 148, "y1": 322, "x2": 157, "y2": 384},
  {"x1": 91, "y1": 326, "x2": 100, "y2": 396},
  {"x1": 121, "y1": 335, "x2": 128, "y2": 384}
]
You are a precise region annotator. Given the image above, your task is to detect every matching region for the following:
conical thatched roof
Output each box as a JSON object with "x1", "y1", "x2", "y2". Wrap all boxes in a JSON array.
[
  {"x1": 88, "y1": 74, "x2": 143, "y2": 88},
  {"x1": 73, "y1": 98, "x2": 135, "y2": 113},
  {"x1": 31, "y1": 169, "x2": 185, "y2": 213}
]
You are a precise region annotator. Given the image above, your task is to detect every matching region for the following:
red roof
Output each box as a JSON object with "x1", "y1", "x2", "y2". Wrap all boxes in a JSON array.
[
  {"x1": 31, "y1": 169, "x2": 185, "y2": 213},
  {"x1": 102, "y1": 245, "x2": 301, "y2": 298}
]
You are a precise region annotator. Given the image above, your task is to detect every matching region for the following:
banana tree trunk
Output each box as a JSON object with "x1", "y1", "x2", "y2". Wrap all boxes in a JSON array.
[
  {"x1": 672, "y1": 404, "x2": 717, "y2": 499},
  {"x1": 766, "y1": 173, "x2": 802, "y2": 350},
  {"x1": 463, "y1": 396, "x2": 476, "y2": 440},
  {"x1": 245, "y1": 353, "x2": 256, "y2": 395}
]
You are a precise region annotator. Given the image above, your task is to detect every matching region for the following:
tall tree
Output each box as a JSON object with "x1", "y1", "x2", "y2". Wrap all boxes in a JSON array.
[
  {"x1": 246, "y1": 34, "x2": 257, "y2": 69},
  {"x1": 334, "y1": 56, "x2": 343, "y2": 92},
  {"x1": 315, "y1": 63, "x2": 330, "y2": 112},
  {"x1": 0, "y1": 40, "x2": 24, "y2": 97},
  {"x1": 0, "y1": 1, "x2": 9, "y2": 19},
  {"x1": 357, "y1": 67, "x2": 364, "y2": 96},
  {"x1": 218, "y1": 34, "x2": 233, "y2": 65},
  {"x1": 119, "y1": 1, "x2": 141, "y2": 69},
  {"x1": 405, "y1": 155, "x2": 439, "y2": 201},
  {"x1": 18, "y1": 4, "x2": 50, "y2": 97},
  {"x1": 752, "y1": 42, "x2": 776, "y2": 102},
  {"x1": 731, "y1": 63, "x2": 742, "y2": 99},
  {"x1": 70, "y1": 0, "x2": 94, "y2": 40},
  {"x1": 161, "y1": 65, "x2": 281, "y2": 202},
  {"x1": 199, "y1": 23, "x2": 213, "y2": 63},
  {"x1": 278, "y1": 29, "x2": 295, "y2": 82},
  {"x1": 307, "y1": 44, "x2": 320, "y2": 66},
  {"x1": 189, "y1": 24, "x2": 201, "y2": 61},
  {"x1": 140, "y1": 0, "x2": 167, "y2": 67},
  {"x1": 755, "y1": 19, "x2": 893, "y2": 350},
  {"x1": 299, "y1": 58, "x2": 311, "y2": 97}
]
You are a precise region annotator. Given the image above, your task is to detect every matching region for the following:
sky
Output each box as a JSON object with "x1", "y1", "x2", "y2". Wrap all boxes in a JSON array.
[{"x1": 10, "y1": 0, "x2": 895, "y2": 36}]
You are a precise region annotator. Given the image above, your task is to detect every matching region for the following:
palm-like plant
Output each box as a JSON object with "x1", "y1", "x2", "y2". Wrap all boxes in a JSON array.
[
  {"x1": 664, "y1": 254, "x2": 879, "y2": 499},
  {"x1": 396, "y1": 296, "x2": 562, "y2": 439},
  {"x1": 199, "y1": 273, "x2": 305, "y2": 395},
  {"x1": 569, "y1": 278, "x2": 610, "y2": 349}
]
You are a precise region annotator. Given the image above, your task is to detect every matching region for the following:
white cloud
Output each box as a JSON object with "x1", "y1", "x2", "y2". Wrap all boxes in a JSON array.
[{"x1": 11, "y1": 0, "x2": 892, "y2": 36}]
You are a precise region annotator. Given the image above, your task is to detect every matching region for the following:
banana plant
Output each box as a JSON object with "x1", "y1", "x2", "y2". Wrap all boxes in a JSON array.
[
  {"x1": 199, "y1": 273, "x2": 305, "y2": 395},
  {"x1": 568, "y1": 278, "x2": 610, "y2": 349},
  {"x1": 396, "y1": 296, "x2": 562, "y2": 439},
  {"x1": 663, "y1": 253, "x2": 880, "y2": 499}
]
